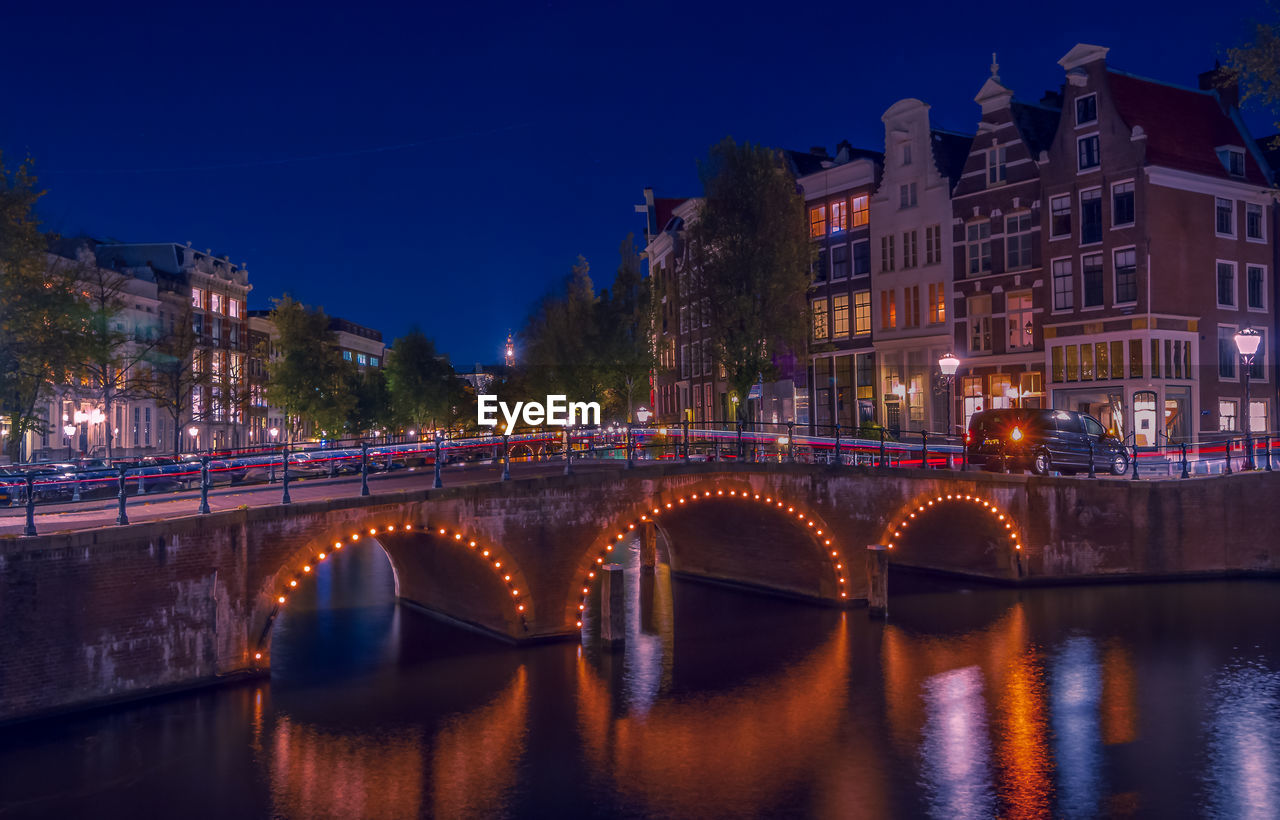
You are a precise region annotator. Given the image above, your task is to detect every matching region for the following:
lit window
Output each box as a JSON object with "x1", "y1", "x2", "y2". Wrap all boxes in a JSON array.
[
  {"x1": 1006, "y1": 292, "x2": 1033, "y2": 351},
  {"x1": 1219, "y1": 399, "x2": 1238, "y2": 432},
  {"x1": 854, "y1": 291, "x2": 871, "y2": 335},
  {"x1": 210, "y1": 293, "x2": 223, "y2": 314},
  {"x1": 809, "y1": 206, "x2": 827, "y2": 238},
  {"x1": 928, "y1": 282, "x2": 945, "y2": 324},
  {"x1": 832, "y1": 294, "x2": 849, "y2": 336},
  {"x1": 228, "y1": 299, "x2": 242, "y2": 319},
  {"x1": 880, "y1": 290, "x2": 897, "y2": 330},
  {"x1": 851, "y1": 195, "x2": 869, "y2": 227},
  {"x1": 191, "y1": 287, "x2": 204, "y2": 309},
  {"x1": 812, "y1": 299, "x2": 829, "y2": 339},
  {"x1": 343, "y1": 350, "x2": 352, "y2": 361},
  {"x1": 830, "y1": 199, "x2": 847, "y2": 233},
  {"x1": 357, "y1": 353, "x2": 368, "y2": 365}
]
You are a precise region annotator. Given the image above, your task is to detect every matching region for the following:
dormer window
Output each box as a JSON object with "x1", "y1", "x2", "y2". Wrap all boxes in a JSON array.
[
  {"x1": 1217, "y1": 146, "x2": 1246, "y2": 177},
  {"x1": 1075, "y1": 93, "x2": 1097, "y2": 126}
]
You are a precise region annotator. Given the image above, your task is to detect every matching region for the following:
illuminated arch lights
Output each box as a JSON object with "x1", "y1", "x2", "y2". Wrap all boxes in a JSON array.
[
  {"x1": 257, "y1": 520, "x2": 530, "y2": 661},
  {"x1": 885, "y1": 493, "x2": 1022, "y2": 553},
  {"x1": 573, "y1": 486, "x2": 848, "y2": 630}
]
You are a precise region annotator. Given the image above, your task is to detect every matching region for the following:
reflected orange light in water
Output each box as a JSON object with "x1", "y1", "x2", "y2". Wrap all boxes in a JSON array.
[{"x1": 1102, "y1": 644, "x2": 1138, "y2": 746}]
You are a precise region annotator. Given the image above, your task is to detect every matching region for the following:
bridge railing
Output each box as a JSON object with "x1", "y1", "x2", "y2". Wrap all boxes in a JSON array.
[{"x1": 5, "y1": 421, "x2": 1277, "y2": 535}]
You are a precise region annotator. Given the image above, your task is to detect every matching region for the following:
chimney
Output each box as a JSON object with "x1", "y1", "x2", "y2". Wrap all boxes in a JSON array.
[
  {"x1": 1199, "y1": 61, "x2": 1240, "y2": 110},
  {"x1": 1041, "y1": 89, "x2": 1063, "y2": 108},
  {"x1": 810, "y1": 145, "x2": 829, "y2": 159}
]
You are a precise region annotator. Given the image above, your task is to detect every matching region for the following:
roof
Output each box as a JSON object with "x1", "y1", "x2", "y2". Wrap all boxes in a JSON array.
[
  {"x1": 781, "y1": 149, "x2": 829, "y2": 177},
  {"x1": 1108, "y1": 70, "x2": 1270, "y2": 185},
  {"x1": 1009, "y1": 101, "x2": 1061, "y2": 157},
  {"x1": 930, "y1": 129, "x2": 974, "y2": 188}
]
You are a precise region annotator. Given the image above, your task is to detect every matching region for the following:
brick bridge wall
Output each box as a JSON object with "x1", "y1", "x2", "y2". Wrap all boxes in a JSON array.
[{"x1": 2, "y1": 463, "x2": 1277, "y2": 722}]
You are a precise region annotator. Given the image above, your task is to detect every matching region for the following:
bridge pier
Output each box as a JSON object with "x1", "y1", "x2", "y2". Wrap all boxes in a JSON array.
[
  {"x1": 866, "y1": 545, "x2": 888, "y2": 618},
  {"x1": 640, "y1": 520, "x2": 657, "y2": 572},
  {"x1": 600, "y1": 563, "x2": 625, "y2": 650}
]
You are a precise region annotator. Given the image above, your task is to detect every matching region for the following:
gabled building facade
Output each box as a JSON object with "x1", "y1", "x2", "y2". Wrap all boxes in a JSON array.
[
  {"x1": 1039, "y1": 44, "x2": 1277, "y2": 445},
  {"x1": 796, "y1": 143, "x2": 881, "y2": 432},
  {"x1": 870, "y1": 101, "x2": 972, "y2": 435},
  {"x1": 950, "y1": 60, "x2": 1061, "y2": 431}
]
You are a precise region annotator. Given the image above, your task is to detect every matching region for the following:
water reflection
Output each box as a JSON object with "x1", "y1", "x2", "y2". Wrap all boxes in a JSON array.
[
  {"x1": 1050, "y1": 636, "x2": 1103, "y2": 819},
  {"x1": 1202, "y1": 660, "x2": 1280, "y2": 819},
  {"x1": 919, "y1": 666, "x2": 996, "y2": 819}
]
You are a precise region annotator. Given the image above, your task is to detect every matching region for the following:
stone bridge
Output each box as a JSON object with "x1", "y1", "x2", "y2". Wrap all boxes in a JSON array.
[{"x1": 2, "y1": 462, "x2": 1277, "y2": 723}]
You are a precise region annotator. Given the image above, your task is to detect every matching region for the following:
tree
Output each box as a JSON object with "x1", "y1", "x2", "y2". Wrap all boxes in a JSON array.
[
  {"x1": 343, "y1": 363, "x2": 393, "y2": 436},
  {"x1": 1225, "y1": 14, "x2": 1280, "y2": 138},
  {"x1": 263, "y1": 296, "x2": 350, "y2": 442},
  {"x1": 138, "y1": 303, "x2": 211, "y2": 456},
  {"x1": 685, "y1": 137, "x2": 812, "y2": 421},
  {"x1": 517, "y1": 256, "x2": 609, "y2": 406},
  {"x1": 0, "y1": 156, "x2": 88, "y2": 463},
  {"x1": 598, "y1": 235, "x2": 656, "y2": 422},
  {"x1": 385, "y1": 328, "x2": 465, "y2": 432},
  {"x1": 72, "y1": 250, "x2": 160, "y2": 461}
]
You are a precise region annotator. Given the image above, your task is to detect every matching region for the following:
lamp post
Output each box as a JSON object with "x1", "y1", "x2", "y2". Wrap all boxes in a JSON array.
[
  {"x1": 63, "y1": 424, "x2": 76, "y2": 460},
  {"x1": 188, "y1": 425, "x2": 199, "y2": 455},
  {"x1": 938, "y1": 353, "x2": 960, "y2": 465},
  {"x1": 1235, "y1": 326, "x2": 1262, "y2": 470}
]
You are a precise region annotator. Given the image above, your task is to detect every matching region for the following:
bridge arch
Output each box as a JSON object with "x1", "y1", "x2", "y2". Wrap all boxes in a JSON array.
[
  {"x1": 253, "y1": 513, "x2": 535, "y2": 663},
  {"x1": 569, "y1": 481, "x2": 851, "y2": 630},
  {"x1": 880, "y1": 491, "x2": 1023, "y2": 579}
]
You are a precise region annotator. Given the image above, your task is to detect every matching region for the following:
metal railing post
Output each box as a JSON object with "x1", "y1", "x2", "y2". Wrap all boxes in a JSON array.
[
  {"x1": 564, "y1": 428, "x2": 573, "y2": 476},
  {"x1": 625, "y1": 426, "x2": 634, "y2": 470},
  {"x1": 683, "y1": 421, "x2": 690, "y2": 462},
  {"x1": 920, "y1": 431, "x2": 929, "y2": 469},
  {"x1": 787, "y1": 421, "x2": 795, "y2": 463},
  {"x1": 502, "y1": 434, "x2": 511, "y2": 481},
  {"x1": 736, "y1": 421, "x2": 743, "y2": 460},
  {"x1": 360, "y1": 441, "x2": 370, "y2": 496},
  {"x1": 1088, "y1": 439, "x2": 1096, "y2": 478},
  {"x1": 282, "y1": 445, "x2": 292, "y2": 504},
  {"x1": 433, "y1": 432, "x2": 444, "y2": 489},
  {"x1": 1180, "y1": 442, "x2": 1189, "y2": 479},
  {"x1": 834, "y1": 424, "x2": 841, "y2": 467},
  {"x1": 71, "y1": 465, "x2": 81, "y2": 503},
  {"x1": 1225, "y1": 438, "x2": 1234, "y2": 475},
  {"x1": 116, "y1": 465, "x2": 130, "y2": 526},
  {"x1": 1266, "y1": 435, "x2": 1273, "y2": 472},
  {"x1": 23, "y1": 474, "x2": 36, "y2": 537},
  {"x1": 1131, "y1": 445, "x2": 1140, "y2": 480},
  {"x1": 879, "y1": 428, "x2": 886, "y2": 468},
  {"x1": 199, "y1": 456, "x2": 211, "y2": 514}
]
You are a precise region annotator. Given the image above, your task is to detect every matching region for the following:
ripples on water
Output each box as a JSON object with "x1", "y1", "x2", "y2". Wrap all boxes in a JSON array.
[{"x1": 2, "y1": 540, "x2": 1280, "y2": 819}]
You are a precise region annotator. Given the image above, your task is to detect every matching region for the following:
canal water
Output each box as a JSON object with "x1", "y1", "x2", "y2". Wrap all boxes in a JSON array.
[{"x1": 2, "y1": 538, "x2": 1279, "y2": 820}]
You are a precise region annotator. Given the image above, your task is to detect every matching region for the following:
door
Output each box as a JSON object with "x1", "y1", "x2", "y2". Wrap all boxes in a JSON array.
[{"x1": 1134, "y1": 390, "x2": 1157, "y2": 447}]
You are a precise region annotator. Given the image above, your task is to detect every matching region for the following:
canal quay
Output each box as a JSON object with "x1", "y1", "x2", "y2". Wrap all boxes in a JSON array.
[{"x1": 2, "y1": 458, "x2": 1279, "y2": 817}]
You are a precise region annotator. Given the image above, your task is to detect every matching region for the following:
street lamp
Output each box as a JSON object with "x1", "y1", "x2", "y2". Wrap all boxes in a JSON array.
[
  {"x1": 1234, "y1": 326, "x2": 1262, "y2": 469},
  {"x1": 269, "y1": 426, "x2": 279, "y2": 440},
  {"x1": 188, "y1": 425, "x2": 199, "y2": 454},
  {"x1": 63, "y1": 424, "x2": 76, "y2": 459},
  {"x1": 938, "y1": 352, "x2": 960, "y2": 436}
]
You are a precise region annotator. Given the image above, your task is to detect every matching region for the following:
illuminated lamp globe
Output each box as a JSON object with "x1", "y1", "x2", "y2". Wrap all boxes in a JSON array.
[
  {"x1": 938, "y1": 352, "x2": 960, "y2": 377},
  {"x1": 1235, "y1": 327, "x2": 1262, "y2": 357}
]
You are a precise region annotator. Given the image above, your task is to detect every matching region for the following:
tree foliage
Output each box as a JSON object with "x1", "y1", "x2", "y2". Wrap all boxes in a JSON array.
[
  {"x1": 263, "y1": 296, "x2": 351, "y2": 441},
  {"x1": 0, "y1": 156, "x2": 88, "y2": 462},
  {"x1": 384, "y1": 327, "x2": 466, "y2": 432},
  {"x1": 138, "y1": 303, "x2": 210, "y2": 456},
  {"x1": 513, "y1": 240, "x2": 655, "y2": 421},
  {"x1": 685, "y1": 137, "x2": 812, "y2": 421},
  {"x1": 1225, "y1": 13, "x2": 1280, "y2": 138}
]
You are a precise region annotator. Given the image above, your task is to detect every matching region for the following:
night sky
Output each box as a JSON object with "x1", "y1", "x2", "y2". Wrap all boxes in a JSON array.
[{"x1": 2, "y1": 0, "x2": 1270, "y2": 365}]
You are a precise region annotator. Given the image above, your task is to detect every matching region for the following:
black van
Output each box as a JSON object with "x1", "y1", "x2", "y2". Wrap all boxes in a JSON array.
[{"x1": 966, "y1": 408, "x2": 1129, "y2": 475}]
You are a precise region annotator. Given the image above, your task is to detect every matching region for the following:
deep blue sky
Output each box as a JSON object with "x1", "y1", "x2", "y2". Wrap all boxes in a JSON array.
[{"x1": 2, "y1": 0, "x2": 1271, "y2": 365}]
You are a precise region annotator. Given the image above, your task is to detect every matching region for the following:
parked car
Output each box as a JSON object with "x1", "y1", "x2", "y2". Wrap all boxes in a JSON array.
[{"x1": 966, "y1": 408, "x2": 1129, "y2": 476}]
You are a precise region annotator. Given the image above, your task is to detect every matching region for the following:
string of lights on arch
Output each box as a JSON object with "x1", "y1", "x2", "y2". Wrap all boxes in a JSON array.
[
  {"x1": 573, "y1": 485, "x2": 848, "y2": 629},
  {"x1": 886, "y1": 493, "x2": 1021, "y2": 552},
  {"x1": 255, "y1": 520, "x2": 530, "y2": 660}
]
